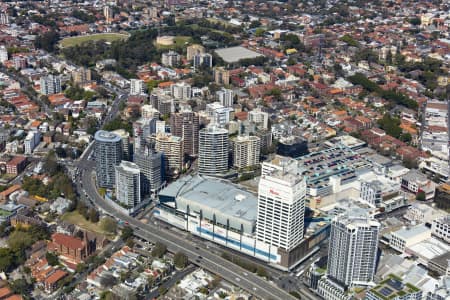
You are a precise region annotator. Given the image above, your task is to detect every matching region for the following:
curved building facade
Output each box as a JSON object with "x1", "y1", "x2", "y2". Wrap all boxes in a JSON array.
[
  {"x1": 198, "y1": 126, "x2": 229, "y2": 175},
  {"x1": 95, "y1": 130, "x2": 123, "y2": 188}
]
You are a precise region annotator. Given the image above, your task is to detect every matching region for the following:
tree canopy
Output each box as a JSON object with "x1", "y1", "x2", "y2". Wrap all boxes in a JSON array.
[{"x1": 151, "y1": 242, "x2": 167, "y2": 258}]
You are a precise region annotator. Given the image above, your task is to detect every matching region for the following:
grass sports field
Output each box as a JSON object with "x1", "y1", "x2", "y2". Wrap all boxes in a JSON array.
[{"x1": 59, "y1": 33, "x2": 129, "y2": 48}]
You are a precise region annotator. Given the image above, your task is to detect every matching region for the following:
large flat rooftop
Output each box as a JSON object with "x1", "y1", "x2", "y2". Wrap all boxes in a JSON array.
[
  {"x1": 159, "y1": 175, "x2": 257, "y2": 224},
  {"x1": 214, "y1": 46, "x2": 264, "y2": 63},
  {"x1": 296, "y1": 146, "x2": 372, "y2": 193}
]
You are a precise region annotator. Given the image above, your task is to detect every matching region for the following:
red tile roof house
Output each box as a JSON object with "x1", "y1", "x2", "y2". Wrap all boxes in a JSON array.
[
  {"x1": 44, "y1": 269, "x2": 68, "y2": 293},
  {"x1": 0, "y1": 287, "x2": 13, "y2": 300}
]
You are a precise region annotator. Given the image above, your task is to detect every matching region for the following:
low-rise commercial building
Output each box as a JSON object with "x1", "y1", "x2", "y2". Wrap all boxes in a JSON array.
[
  {"x1": 401, "y1": 170, "x2": 436, "y2": 200},
  {"x1": 389, "y1": 225, "x2": 432, "y2": 253},
  {"x1": 431, "y1": 215, "x2": 450, "y2": 243}
]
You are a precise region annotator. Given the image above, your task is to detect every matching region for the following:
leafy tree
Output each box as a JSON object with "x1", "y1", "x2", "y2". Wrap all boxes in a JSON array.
[
  {"x1": 121, "y1": 226, "x2": 133, "y2": 241},
  {"x1": 377, "y1": 114, "x2": 402, "y2": 139},
  {"x1": 45, "y1": 252, "x2": 59, "y2": 266},
  {"x1": 100, "y1": 217, "x2": 117, "y2": 234},
  {"x1": 0, "y1": 221, "x2": 9, "y2": 238},
  {"x1": 77, "y1": 201, "x2": 89, "y2": 219},
  {"x1": 100, "y1": 273, "x2": 117, "y2": 287},
  {"x1": 249, "y1": 20, "x2": 261, "y2": 28},
  {"x1": 158, "y1": 286, "x2": 168, "y2": 295},
  {"x1": 8, "y1": 230, "x2": 34, "y2": 253},
  {"x1": 34, "y1": 31, "x2": 60, "y2": 52},
  {"x1": 86, "y1": 117, "x2": 98, "y2": 135},
  {"x1": 173, "y1": 252, "x2": 188, "y2": 269},
  {"x1": 254, "y1": 28, "x2": 265, "y2": 37},
  {"x1": 103, "y1": 117, "x2": 132, "y2": 135},
  {"x1": 416, "y1": 191, "x2": 426, "y2": 201},
  {"x1": 403, "y1": 157, "x2": 418, "y2": 169},
  {"x1": 72, "y1": 10, "x2": 96, "y2": 23},
  {"x1": 55, "y1": 146, "x2": 67, "y2": 158},
  {"x1": 348, "y1": 73, "x2": 381, "y2": 93},
  {"x1": 151, "y1": 242, "x2": 167, "y2": 258},
  {"x1": 434, "y1": 188, "x2": 450, "y2": 212},
  {"x1": 340, "y1": 34, "x2": 359, "y2": 47},
  {"x1": 10, "y1": 278, "x2": 32, "y2": 295},
  {"x1": 126, "y1": 239, "x2": 135, "y2": 248},
  {"x1": 147, "y1": 275, "x2": 155, "y2": 288},
  {"x1": 408, "y1": 17, "x2": 421, "y2": 26},
  {"x1": 76, "y1": 263, "x2": 87, "y2": 273},
  {"x1": 256, "y1": 266, "x2": 268, "y2": 277},
  {"x1": 89, "y1": 208, "x2": 99, "y2": 223},
  {"x1": 281, "y1": 34, "x2": 305, "y2": 51},
  {"x1": 400, "y1": 133, "x2": 412, "y2": 143},
  {"x1": 0, "y1": 248, "x2": 15, "y2": 272},
  {"x1": 208, "y1": 276, "x2": 221, "y2": 289},
  {"x1": 43, "y1": 151, "x2": 62, "y2": 176},
  {"x1": 287, "y1": 57, "x2": 297, "y2": 66}
]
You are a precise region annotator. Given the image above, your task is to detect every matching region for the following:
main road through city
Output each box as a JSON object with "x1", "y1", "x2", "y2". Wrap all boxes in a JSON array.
[
  {"x1": 74, "y1": 90, "x2": 316, "y2": 300},
  {"x1": 77, "y1": 155, "x2": 301, "y2": 300}
]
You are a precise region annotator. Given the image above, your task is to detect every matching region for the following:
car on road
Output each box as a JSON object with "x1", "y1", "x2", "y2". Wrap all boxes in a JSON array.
[{"x1": 235, "y1": 277, "x2": 240, "y2": 282}]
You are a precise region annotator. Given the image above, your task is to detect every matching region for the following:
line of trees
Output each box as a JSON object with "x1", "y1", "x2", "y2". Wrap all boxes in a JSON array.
[
  {"x1": 221, "y1": 252, "x2": 268, "y2": 278},
  {"x1": 348, "y1": 73, "x2": 417, "y2": 109}
]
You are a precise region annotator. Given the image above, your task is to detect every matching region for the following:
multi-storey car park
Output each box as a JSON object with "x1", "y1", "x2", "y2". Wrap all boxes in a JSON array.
[{"x1": 294, "y1": 146, "x2": 372, "y2": 197}]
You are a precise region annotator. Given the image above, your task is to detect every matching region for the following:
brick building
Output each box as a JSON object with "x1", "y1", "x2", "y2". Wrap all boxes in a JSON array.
[
  {"x1": 6, "y1": 156, "x2": 27, "y2": 175},
  {"x1": 47, "y1": 232, "x2": 97, "y2": 264}
]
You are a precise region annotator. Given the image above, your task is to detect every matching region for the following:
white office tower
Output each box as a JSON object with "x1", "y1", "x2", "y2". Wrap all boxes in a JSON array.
[
  {"x1": 141, "y1": 105, "x2": 160, "y2": 119},
  {"x1": 233, "y1": 135, "x2": 260, "y2": 169},
  {"x1": 198, "y1": 125, "x2": 229, "y2": 175},
  {"x1": 206, "y1": 102, "x2": 233, "y2": 126},
  {"x1": 248, "y1": 107, "x2": 269, "y2": 130},
  {"x1": 115, "y1": 161, "x2": 141, "y2": 209},
  {"x1": 24, "y1": 131, "x2": 41, "y2": 154},
  {"x1": 95, "y1": 130, "x2": 123, "y2": 188},
  {"x1": 40, "y1": 75, "x2": 61, "y2": 95},
  {"x1": 103, "y1": 6, "x2": 113, "y2": 22},
  {"x1": 0, "y1": 12, "x2": 9, "y2": 25},
  {"x1": 216, "y1": 88, "x2": 234, "y2": 107},
  {"x1": 327, "y1": 215, "x2": 380, "y2": 286},
  {"x1": 161, "y1": 51, "x2": 180, "y2": 67},
  {"x1": 256, "y1": 167, "x2": 306, "y2": 251},
  {"x1": 193, "y1": 53, "x2": 213, "y2": 68},
  {"x1": 0, "y1": 46, "x2": 8, "y2": 64},
  {"x1": 171, "y1": 82, "x2": 191, "y2": 100},
  {"x1": 130, "y1": 79, "x2": 145, "y2": 95}
]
